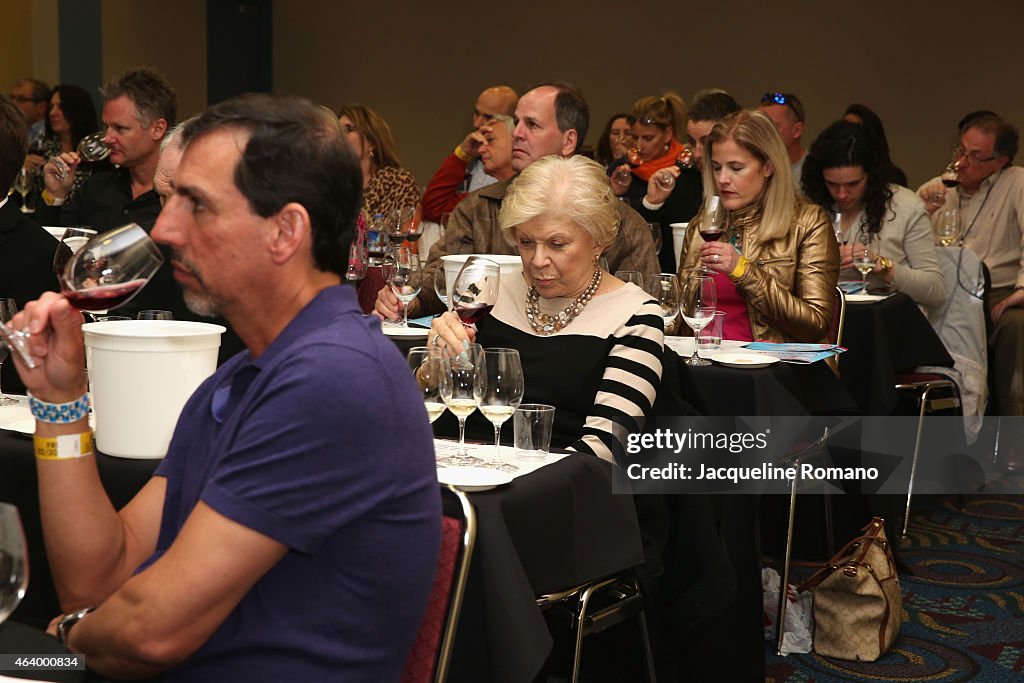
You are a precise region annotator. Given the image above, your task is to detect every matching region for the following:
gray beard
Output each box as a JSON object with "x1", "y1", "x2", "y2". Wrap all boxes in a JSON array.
[{"x1": 182, "y1": 289, "x2": 221, "y2": 318}]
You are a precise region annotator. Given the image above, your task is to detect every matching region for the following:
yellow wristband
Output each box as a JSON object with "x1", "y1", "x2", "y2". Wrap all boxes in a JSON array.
[
  {"x1": 730, "y1": 256, "x2": 749, "y2": 279},
  {"x1": 34, "y1": 432, "x2": 94, "y2": 460},
  {"x1": 453, "y1": 145, "x2": 470, "y2": 162},
  {"x1": 42, "y1": 189, "x2": 65, "y2": 206}
]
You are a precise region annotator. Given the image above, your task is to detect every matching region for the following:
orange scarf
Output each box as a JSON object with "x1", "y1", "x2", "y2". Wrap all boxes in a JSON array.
[{"x1": 631, "y1": 139, "x2": 688, "y2": 182}]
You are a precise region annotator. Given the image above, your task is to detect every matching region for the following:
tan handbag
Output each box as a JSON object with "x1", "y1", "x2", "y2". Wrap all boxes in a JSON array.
[{"x1": 797, "y1": 517, "x2": 901, "y2": 661}]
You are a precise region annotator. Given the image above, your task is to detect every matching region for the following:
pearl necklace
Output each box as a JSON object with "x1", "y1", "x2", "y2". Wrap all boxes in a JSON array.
[{"x1": 525, "y1": 269, "x2": 602, "y2": 335}]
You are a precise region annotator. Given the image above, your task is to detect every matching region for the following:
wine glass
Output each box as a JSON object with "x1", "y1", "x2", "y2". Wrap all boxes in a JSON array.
[
  {"x1": 852, "y1": 228, "x2": 880, "y2": 290},
  {"x1": 478, "y1": 348, "x2": 524, "y2": 472},
  {"x1": 434, "y1": 269, "x2": 451, "y2": 310},
  {"x1": 138, "y1": 310, "x2": 173, "y2": 320},
  {"x1": 13, "y1": 168, "x2": 33, "y2": 213},
  {"x1": 0, "y1": 503, "x2": 29, "y2": 626},
  {"x1": 697, "y1": 196, "x2": 725, "y2": 271},
  {"x1": 438, "y1": 343, "x2": 485, "y2": 466},
  {"x1": 60, "y1": 223, "x2": 164, "y2": 313},
  {"x1": 53, "y1": 226, "x2": 98, "y2": 280},
  {"x1": 680, "y1": 273, "x2": 717, "y2": 366},
  {"x1": 387, "y1": 205, "x2": 423, "y2": 247},
  {"x1": 345, "y1": 240, "x2": 368, "y2": 284},
  {"x1": 655, "y1": 169, "x2": 676, "y2": 193},
  {"x1": 831, "y1": 209, "x2": 845, "y2": 244},
  {"x1": 451, "y1": 256, "x2": 500, "y2": 327},
  {"x1": 407, "y1": 346, "x2": 447, "y2": 424},
  {"x1": 614, "y1": 270, "x2": 644, "y2": 287},
  {"x1": 0, "y1": 299, "x2": 19, "y2": 406},
  {"x1": 648, "y1": 222, "x2": 662, "y2": 254},
  {"x1": 934, "y1": 208, "x2": 961, "y2": 247},
  {"x1": 384, "y1": 245, "x2": 421, "y2": 327},
  {"x1": 78, "y1": 131, "x2": 111, "y2": 161},
  {"x1": 643, "y1": 273, "x2": 681, "y2": 330}
]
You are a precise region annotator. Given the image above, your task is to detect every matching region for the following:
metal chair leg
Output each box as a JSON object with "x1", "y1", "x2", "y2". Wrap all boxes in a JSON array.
[
  {"x1": 902, "y1": 385, "x2": 932, "y2": 537},
  {"x1": 776, "y1": 470, "x2": 799, "y2": 655}
]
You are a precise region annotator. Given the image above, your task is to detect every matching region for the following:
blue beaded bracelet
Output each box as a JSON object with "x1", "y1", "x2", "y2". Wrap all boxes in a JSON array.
[{"x1": 27, "y1": 392, "x2": 91, "y2": 424}]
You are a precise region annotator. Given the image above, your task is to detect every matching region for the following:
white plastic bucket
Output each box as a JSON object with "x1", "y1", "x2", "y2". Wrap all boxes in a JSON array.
[
  {"x1": 670, "y1": 223, "x2": 689, "y2": 266},
  {"x1": 83, "y1": 320, "x2": 225, "y2": 458},
  {"x1": 441, "y1": 254, "x2": 523, "y2": 300}
]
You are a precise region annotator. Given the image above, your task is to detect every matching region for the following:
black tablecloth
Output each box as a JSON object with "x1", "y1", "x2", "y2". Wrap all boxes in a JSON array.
[
  {"x1": 0, "y1": 429, "x2": 642, "y2": 683},
  {"x1": 839, "y1": 292, "x2": 953, "y2": 415},
  {"x1": 0, "y1": 621, "x2": 83, "y2": 682}
]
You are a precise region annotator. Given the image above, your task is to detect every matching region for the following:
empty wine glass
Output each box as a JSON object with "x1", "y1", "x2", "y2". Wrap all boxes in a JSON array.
[
  {"x1": 61, "y1": 223, "x2": 164, "y2": 313},
  {"x1": 438, "y1": 343, "x2": 485, "y2": 466},
  {"x1": 614, "y1": 270, "x2": 644, "y2": 287},
  {"x1": 13, "y1": 168, "x2": 33, "y2": 213},
  {"x1": 407, "y1": 346, "x2": 447, "y2": 424},
  {"x1": 384, "y1": 245, "x2": 421, "y2": 327},
  {"x1": 648, "y1": 222, "x2": 662, "y2": 254},
  {"x1": 934, "y1": 208, "x2": 961, "y2": 247},
  {"x1": 0, "y1": 299, "x2": 19, "y2": 406},
  {"x1": 78, "y1": 132, "x2": 111, "y2": 161},
  {"x1": 655, "y1": 169, "x2": 676, "y2": 192},
  {"x1": 434, "y1": 269, "x2": 451, "y2": 310},
  {"x1": 452, "y1": 256, "x2": 500, "y2": 327},
  {"x1": 680, "y1": 273, "x2": 717, "y2": 366},
  {"x1": 852, "y1": 228, "x2": 880, "y2": 290},
  {"x1": 643, "y1": 273, "x2": 681, "y2": 330},
  {"x1": 0, "y1": 503, "x2": 29, "y2": 626},
  {"x1": 478, "y1": 348, "x2": 524, "y2": 472}
]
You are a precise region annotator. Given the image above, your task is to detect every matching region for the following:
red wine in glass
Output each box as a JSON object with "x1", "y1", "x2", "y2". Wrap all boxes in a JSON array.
[
  {"x1": 699, "y1": 228, "x2": 724, "y2": 242},
  {"x1": 456, "y1": 303, "x2": 493, "y2": 326},
  {"x1": 64, "y1": 279, "x2": 148, "y2": 312},
  {"x1": 941, "y1": 177, "x2": 960, "y2": 189}
]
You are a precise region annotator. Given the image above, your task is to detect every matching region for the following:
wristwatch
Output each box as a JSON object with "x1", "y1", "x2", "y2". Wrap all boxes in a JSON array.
[
  {"x1": 57, "y1": 606, "x2": 95, "y2": 645},
  {"x1": 878, "y1": 256, "x2": 894, "y2": 273}
]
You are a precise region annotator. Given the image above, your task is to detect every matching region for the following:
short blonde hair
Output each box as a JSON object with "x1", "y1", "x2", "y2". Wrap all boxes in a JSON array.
[
  {"x1": 499, "y1": 155, "x2": 619, "y2": 249},
  {"x1": 701, "y1": 109, "x2": 796, "y2": 241}
]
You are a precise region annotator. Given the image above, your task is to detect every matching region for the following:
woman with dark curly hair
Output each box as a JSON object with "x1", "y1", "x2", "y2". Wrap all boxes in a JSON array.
[
  {"x1": 843, "y1": 103, "x2": 908, "y2": 187},
  {"x1": 803, "y1": 119, "x2": 944, "y2": 308}
]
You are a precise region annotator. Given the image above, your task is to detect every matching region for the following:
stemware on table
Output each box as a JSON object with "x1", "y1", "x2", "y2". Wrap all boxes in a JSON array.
[
  {"x1": 0, "y1": 299, "x2": 19, "y2": 406},
  {"x1": 434, "y1": 269, "x2": 451, "y2": 310},
  {"x1": 680, "y1": 273, "x2": 718, "y2": 366},
  {"x1": 437, "y1": 343, "x2": 485, "y2": 466},
  {"x1": 614, "y1": 270, "x2": 644, "y2": 287},
  {"x1": 934, "y1": 208, "x2": 961, "y2": 247},
  {"x1": 138, "y1": 310, "x2": 173, "y2": 320},
  {"x1": 478, "y1": 348, "x2": 524, "y2": 472},
  {"x1": 0, "y1": 502, "x2": 29, "y2": 627},
  {"x1": 852, "y1": 228, "x2": 880, "y2": 290},
  {"x1": 451, "y1": 256, "x2": 500, "y2": 327},
  {"x1": 407, "y1": 346, "x2": 447, "y2": 425},
  {"x1": 387, "y1": 205, "x2": 423, "y2": 248},
  {"x1": 643, "y1": 273, "x2": 682, "y2": 331}
]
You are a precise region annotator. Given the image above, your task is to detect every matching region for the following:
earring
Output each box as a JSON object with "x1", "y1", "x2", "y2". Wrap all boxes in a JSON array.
[
  {"x1": 368, "y1": 150, "x2": 374, "y2": 159},
  {"x1": 664, "y1": 142, "x2": 670, "y2": 151}
]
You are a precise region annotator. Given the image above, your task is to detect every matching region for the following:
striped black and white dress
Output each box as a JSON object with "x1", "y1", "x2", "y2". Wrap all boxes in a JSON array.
[{"x1": 472, "y1": 273, "x2": 665, "y2": 463}]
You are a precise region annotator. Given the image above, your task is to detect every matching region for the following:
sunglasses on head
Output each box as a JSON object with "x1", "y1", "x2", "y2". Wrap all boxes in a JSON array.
[{"x1": 760, "y1": 92, "x2": 804, "y2": 123}]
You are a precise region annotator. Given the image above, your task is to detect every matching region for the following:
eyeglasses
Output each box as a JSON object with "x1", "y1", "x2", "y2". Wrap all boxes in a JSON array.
[
  {"x1": 10, "y1": 95, "x2": 40, "y2": 104},
  {"x1": 953, "y1": 145, "x2": 1000, "y2": 164},
  {"x1": 760, "y1": 92, "x2": 805, "y2": 123}
]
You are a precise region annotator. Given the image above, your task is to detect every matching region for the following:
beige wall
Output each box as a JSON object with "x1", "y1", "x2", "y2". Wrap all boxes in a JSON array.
[
  {"x1": 273, "y1": 0, "x2": 1024, "y2": 189},
  {"x1": 1, "y1": 0, "x2": 38, "y2": 92},
  {"x1": 101, "y1": 0, "x2": 207, "y2": 121}
]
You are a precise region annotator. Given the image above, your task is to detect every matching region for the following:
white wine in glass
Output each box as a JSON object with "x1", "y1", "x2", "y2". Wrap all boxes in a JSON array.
[
  {"x1": 407, "y1": 346, "x2": 446, "y2": 423},
  {"x1": 438, "y1": 344, "x2": 485, "y2": 466},
  {"x1": 680, "y1": 273, "x2": 717, "y2": 366},
  {"x1": 478, "y1": 348, "x2": 524, "y2": 472}
]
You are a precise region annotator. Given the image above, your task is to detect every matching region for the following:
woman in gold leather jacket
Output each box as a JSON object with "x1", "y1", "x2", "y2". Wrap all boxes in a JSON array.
[{"x1": 676, "y1": 110, "x2": 838, "y2": 342}]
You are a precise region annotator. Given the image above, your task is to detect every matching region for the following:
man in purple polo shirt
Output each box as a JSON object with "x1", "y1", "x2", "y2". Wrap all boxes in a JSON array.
[{"x1": 12, "y1": 94, "x2": 441, "y2": 681}]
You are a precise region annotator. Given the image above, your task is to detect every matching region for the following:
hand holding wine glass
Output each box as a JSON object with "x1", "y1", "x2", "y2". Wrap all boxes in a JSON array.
[
  {"x1": 680, "y1": 273, "x2": 717, "y2": 366},
  {"x1": 852, "y1": 228, "x2": 880, "y2": 291},
  {"x1": 478, "y1": 348, "x2": 524, "y2": 472}
]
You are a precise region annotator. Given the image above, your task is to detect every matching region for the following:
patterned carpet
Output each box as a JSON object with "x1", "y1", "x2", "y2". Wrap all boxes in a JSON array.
[{"x1": 766, "y1": 486, "x2": 1024, "y2": 682}]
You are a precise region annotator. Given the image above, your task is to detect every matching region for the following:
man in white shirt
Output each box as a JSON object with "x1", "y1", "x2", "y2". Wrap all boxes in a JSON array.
[{"x1": 919, "y1": 114, "x2": 1024, "y2": 416}]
